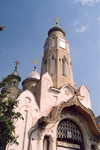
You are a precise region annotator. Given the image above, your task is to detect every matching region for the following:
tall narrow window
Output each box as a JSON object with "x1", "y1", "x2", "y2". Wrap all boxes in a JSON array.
[
  {"x1": 62, "y1": 59, "x2": 64, "y2": 75},
  {"x1": 52, "y1": 37, "x2": 55, "y2": 47},
  {"x1": 91, "y1": 145, "x2": 95, "y2": 150},
  {"x1": 50, "y1": 54, "x2": 55, "y2": 75},
  {"x1": 62, "y1": 58, "x2": 67, "y2": 76},
  {"x1": 43, "y1": 136, "x2": 50, "y2": 150},
  {"x1": 45, "y1": 40, "x2": 49, "y2": 52},
  {"x1": 13, "y1": 81, "x2": 17, "y2": 87},
  {"x1": 42, "y1": 60, "x2": 47, "y2": 75}
]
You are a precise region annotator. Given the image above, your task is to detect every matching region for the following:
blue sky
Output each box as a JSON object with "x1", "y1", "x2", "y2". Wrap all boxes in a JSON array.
[{"x1": 0, "y1": 0, "x2": 100, "y2": 116}]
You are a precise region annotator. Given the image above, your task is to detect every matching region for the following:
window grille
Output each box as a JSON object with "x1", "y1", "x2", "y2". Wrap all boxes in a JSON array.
[{"x1": 57, "y1": 120, "x2": 82, "y2": 143}]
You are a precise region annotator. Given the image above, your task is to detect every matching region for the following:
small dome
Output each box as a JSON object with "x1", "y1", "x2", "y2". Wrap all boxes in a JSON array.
[
  {"x1": 11, "y1": 70, "x2": 19, "y2": 77},
  {"x1": 48, "y1": 26, "x2": 65, "y2": 36},
  {"x1": 11, "y1": 70, "x2": 21, "y2": 82},
  {"x1": 27, "y1": 70, "x2": 40, "y2": 80}
]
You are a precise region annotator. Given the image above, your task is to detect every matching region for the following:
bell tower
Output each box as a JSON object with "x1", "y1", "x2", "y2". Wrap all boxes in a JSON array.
[{"x1": 41, "y1": 17, "x2": 73, "y2": 88}]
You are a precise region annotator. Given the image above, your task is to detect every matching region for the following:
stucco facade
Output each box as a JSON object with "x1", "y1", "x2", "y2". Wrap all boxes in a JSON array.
[{"x1": 6, "y1": 21, "x2": 100, "y2": 150}]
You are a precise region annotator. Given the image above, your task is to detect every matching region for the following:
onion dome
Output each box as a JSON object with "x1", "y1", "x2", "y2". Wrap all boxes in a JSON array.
[
  {"x1": 27, "y1": 59, "x2": 40, "y2": 80},
  {"x1": 22, "y1": 59, "x2": 40, "y2": 87},
  {"x1": 27, "y1": 70, "x2": 40, "y2": 80},
  {"x1": 11, "y1": 67, "x2": 21, "y2": 82},
  {"x1": 10, "y1": 61, "x2": 21, "y2": 82},
  {"x1": 48, "y1": 17, "x2": 65, "y2": 36}
]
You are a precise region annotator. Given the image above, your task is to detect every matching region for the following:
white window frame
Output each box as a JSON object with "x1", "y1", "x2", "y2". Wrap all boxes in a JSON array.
[{"x1": 60, "y1": 38, "x2": 65, "y2": 49}]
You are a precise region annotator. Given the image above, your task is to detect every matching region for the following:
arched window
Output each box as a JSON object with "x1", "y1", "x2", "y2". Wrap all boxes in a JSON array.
[
  {"x1": 57, "y1": 119, "x2": 84, "y2": 150},
  {"x1": 62, "y1": 59, "x2": 65, "y2": 75},
  {"x1": 50, "y1": 54, "x2": 55, "y2": 75},
  {"x1": 13, "y1": 81, "x2": 17, "y2": 87},
  {"x1": 62, "y1": 56, "x2": 67, "y2": 76}
]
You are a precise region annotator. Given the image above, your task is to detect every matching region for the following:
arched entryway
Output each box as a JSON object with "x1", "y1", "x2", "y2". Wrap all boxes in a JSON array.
[{"x1": 57, "y1": 119, "x2": 84, "y2": 150}]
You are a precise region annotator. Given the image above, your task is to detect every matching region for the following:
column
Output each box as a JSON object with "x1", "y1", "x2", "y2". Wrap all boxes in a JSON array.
[
  {"x1": 51, "y1": 137, "x2": 56, "y2": 150},
  {"x1": 38, "y1": 133, "x2": 43, "y2": 150}
]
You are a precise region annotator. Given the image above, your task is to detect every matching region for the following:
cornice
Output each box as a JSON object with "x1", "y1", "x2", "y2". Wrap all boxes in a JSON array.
[
  {"x1": 50, "y1": 83, "x2": 75, "y2": 93},
  {"x1": 38, "y1": 95, "x2": 100, "y2": 136}
]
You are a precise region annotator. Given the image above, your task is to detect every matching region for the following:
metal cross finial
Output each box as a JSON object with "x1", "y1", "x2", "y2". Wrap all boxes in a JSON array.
[
  {"x1": 53, "y1": 17, "x2": 60, "y2": 26},
  {"x1": 14, "y1": 61, "x2": 20, "y2": 71},
  {"x1": 14, "y1": 61, "x2": 20, "y2": 67},
  {"x1": 32, "y1": 59, "x2": 39, "y2": 71}
]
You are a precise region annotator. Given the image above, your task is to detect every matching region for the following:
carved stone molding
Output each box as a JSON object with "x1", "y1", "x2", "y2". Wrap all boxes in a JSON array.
[
  {"x1": 51, "y1": 136, "x2": 56, "y2": 142},
  {"x1": 38, "y1": 95, "x2": 100, "y2": 136},
  {"x1": 38, "y1": 133, "x2": 43, "y2": 140}
]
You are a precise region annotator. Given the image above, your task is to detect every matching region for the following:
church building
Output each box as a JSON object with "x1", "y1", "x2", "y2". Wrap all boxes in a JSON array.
[{"x1": 6, "y1": 18, "x2": 100, "y2": 150}]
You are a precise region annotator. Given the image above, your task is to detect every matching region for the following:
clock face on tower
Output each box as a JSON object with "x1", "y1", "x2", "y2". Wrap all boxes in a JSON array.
[{"x1": 45, "y1": 40, "x2": 49, "y2": 52}]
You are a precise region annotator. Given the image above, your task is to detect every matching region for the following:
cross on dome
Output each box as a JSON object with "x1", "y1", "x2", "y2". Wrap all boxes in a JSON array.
[
  {"x1": 14, "y1": 61, "x2": 20, "y2": 71},
  {"x1": 32, "y1": 59, "x2": 39, "y2": 71},
  {"x1": 54, "y1": 17, "x2": 60, "y2": 26}
]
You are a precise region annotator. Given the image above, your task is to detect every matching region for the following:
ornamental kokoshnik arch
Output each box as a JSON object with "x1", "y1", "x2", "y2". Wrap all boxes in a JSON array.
[{"x1": 57, "y1": 119, "x2": 84, "y2": 150}]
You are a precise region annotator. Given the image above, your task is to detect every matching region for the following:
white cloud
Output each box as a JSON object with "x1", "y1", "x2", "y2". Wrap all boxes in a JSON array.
[
  {"x1": 76, "y1": 25, "x2": 88, "y2": 32},
  {"x1": 74, "y1": 0, "x2": 100, "y2": 5},
  {"x1": 98, "y1": 17, "x2": 100, "y2": 21},
  {"x1": 74, "y1": 20, "x2": 79, "y2": 26}
]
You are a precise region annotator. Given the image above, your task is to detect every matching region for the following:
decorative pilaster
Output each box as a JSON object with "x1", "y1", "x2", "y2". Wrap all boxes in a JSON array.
[
  {"x1": 85, "y1": 142, "x2": 91, "y2": 150},
  {"x1": 38, "y1": 133, "x2": 44, "y2": 150},
  {"x1": 51, "y1": 137, "x2": 56, "y2": 150}
]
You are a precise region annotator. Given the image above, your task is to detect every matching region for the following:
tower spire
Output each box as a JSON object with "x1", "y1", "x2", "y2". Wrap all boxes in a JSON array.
[
  {"x1": 41, "y1": 18, "x2": 73, "y2": 88},
  {"x1": 32, "y1": 59, "x2": 39, "y2": 71}
]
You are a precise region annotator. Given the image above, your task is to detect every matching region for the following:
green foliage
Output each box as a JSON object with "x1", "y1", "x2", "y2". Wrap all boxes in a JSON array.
[
  {"x1": 0, "y1": 76, "x2": 23, "y2": 147},
  {"x1": 0, "y1": 76, "x2": 13, "y2": 100},
  {"x1": 0, "y1": 76, "x2": 12, "y2": 89}
]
